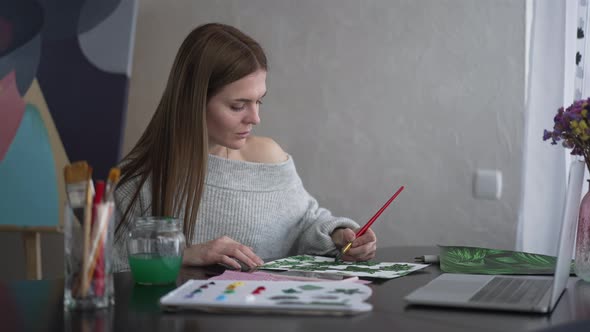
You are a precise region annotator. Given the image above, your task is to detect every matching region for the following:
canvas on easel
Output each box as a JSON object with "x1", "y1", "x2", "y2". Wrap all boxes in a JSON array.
[{"x1": 0, "y1": 0, "x2": 137, "y2": 279}]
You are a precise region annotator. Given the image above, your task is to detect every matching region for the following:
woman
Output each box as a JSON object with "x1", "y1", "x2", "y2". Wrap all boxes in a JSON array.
[{"x1": 113, "y1": 23, "x2": 377, "y2": 272}]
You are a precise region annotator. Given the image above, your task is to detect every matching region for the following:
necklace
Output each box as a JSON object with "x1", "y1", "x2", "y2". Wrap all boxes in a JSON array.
[{"x1": 226, "y1": 147, "x2": 230, "y2": 159}]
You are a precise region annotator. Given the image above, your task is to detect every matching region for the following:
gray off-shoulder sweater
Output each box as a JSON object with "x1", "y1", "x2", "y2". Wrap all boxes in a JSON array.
[{"x1": 112, "y1": 154, "x2": 359, "y2": 272}]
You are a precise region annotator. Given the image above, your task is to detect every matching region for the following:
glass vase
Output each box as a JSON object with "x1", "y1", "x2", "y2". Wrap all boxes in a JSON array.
[{"x1": 575, "y1": 180, "x2": 590, "y2": 281}]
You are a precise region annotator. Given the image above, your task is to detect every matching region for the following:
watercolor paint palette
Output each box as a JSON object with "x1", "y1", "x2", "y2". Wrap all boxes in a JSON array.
[{"x1": 159, "y1": 280, "x2": 373, "y2": 315}]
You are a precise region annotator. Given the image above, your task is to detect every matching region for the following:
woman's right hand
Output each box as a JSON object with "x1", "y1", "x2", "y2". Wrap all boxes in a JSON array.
[{"x1": 182, "y1": 236, "x2": 264, "y2": 270}]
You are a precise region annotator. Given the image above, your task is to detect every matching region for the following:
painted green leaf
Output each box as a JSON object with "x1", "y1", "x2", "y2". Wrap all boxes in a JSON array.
[
  {"x1": 282, "y1": 288, "x2": 302, "y2": 294},
  {"x1": 342, "y1": 266, "x2": 378, "y2": 274},
  {"x1": 298, "y1": 285, "x2": 323, "y2": 291},
  {"x1": 439, "y1": 245, "x2": 575, "y2": 275},
  {"x1": 380, "y1": 264, "x2": 413, "y2": 272},
  {"x1": 309, "y1": 301, "x2": 348, "y2": 306},
  {"x1": 329, "y1": 289, "x2": 363, "y2": 295}
]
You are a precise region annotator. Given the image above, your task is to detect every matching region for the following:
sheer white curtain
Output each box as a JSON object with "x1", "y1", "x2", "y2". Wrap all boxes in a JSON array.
[{"x1": 517, "y1": 0, "x2": 581, "y2": 255}]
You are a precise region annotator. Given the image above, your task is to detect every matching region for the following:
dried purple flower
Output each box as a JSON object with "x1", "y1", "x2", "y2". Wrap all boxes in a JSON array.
[{"x1": 544, "y1": 99, "x2": 590, "y2": 166}]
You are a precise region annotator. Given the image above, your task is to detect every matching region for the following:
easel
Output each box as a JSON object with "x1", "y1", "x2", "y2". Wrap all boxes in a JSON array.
[
  {"x1": 0, "y1": 79, "x2": 69, "y2": 280},
  {"x1": 0, "y1": 225, "x2": 63, "y2": 280}
]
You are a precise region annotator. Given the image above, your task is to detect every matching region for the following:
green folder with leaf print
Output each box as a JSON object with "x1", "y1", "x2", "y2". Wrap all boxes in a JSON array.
[{"x1": 438, "y1": 245, "x2": 575, "y2": 275}]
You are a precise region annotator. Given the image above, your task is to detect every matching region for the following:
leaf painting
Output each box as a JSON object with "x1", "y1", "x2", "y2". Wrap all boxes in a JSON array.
[
  {"x1": 298, "y1": 285, "x2": 323, "y2": 291},
  {"x1": 439, "y1": 245, "x2": 575, "y2": 275},
  {"x1": 260, "y1": 255, "x2": 428, "y2": 279}
]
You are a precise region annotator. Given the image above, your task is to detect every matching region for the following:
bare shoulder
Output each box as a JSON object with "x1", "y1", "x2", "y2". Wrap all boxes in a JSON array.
[{"x1": 240, "y1": 136, "x2": 289, "y2": 164}]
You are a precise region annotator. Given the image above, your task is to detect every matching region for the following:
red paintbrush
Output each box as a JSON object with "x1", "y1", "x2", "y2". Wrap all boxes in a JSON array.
[{"x1": 341, "y1": 185, "x2": 405, "y2": 255}]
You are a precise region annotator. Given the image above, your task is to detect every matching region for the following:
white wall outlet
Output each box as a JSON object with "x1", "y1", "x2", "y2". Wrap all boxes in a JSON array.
[{"x1": 474, "y1": 169, "x2": 502, "y2": 200}]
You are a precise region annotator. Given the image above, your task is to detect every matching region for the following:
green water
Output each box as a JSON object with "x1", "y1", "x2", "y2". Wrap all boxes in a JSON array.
[{"x1": 128, "y1": 253, "x2": 182, "y2": 285}]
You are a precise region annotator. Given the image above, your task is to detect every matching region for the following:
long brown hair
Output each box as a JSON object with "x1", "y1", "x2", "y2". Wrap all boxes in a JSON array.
[{"x1": 117, "y1": 23, "x2": 267, "y2": 243}]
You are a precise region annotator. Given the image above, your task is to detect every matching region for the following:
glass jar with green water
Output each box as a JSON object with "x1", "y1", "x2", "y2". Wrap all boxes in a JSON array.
[{"x1": 127, "y1": 217, "x2": 186, "y2": 285}]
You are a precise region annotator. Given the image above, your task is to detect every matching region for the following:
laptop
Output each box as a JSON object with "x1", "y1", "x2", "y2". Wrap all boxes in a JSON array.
[{"x1": 404, "y1": 160, "x2": 585, "y2": 313}]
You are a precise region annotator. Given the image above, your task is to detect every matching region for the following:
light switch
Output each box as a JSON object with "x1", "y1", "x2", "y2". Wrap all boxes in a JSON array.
[{"x1": 474, "y1": 169, "x2": 502, "y2": 200}]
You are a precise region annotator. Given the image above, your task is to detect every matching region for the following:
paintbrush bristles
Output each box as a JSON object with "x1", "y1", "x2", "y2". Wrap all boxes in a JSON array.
[
  {"x1": 64, "y1": 161, "x2": 93, "y2": 218},
  {"x1": 104, "y1": 167, "x2": 121, "y2": 202},
  {"x1": 108, "y1": 167, "x2": 120, "y2": 184},
  {"x1": 63, "y1": 161, "x2": 90, "y2": 184}
]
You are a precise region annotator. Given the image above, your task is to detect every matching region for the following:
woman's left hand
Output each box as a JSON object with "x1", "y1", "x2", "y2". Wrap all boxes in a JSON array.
[{"x1": 331, "y1": 228, "x2": 377, "y2": 261}]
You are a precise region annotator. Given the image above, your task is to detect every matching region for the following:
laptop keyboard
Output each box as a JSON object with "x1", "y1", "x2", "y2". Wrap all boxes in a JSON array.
[{"x1": 468, "y1": 277, "x2": 552, "y2": 306}]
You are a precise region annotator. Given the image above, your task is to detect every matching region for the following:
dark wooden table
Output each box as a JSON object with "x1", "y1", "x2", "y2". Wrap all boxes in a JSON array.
[{"x1": 1, "y1": 246, "x2": 590, "y2": 332}]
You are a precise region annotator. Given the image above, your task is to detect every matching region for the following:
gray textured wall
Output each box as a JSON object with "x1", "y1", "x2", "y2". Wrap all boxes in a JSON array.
[
  {"x1": 0, "y1": 0, "x2": 526, "y2": 280},
  {"x1": 124, "y1": 0, "x2": 525, "y2": 249}
]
